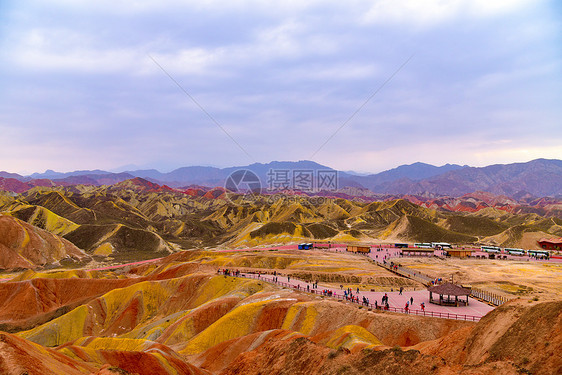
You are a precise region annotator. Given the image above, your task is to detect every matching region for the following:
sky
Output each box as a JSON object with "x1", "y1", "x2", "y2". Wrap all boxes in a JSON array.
[{"x1": 1, "y1": 0, "x2": 561, "y2": 174}]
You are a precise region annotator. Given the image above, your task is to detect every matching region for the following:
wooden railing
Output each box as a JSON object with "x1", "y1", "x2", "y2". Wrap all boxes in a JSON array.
[
  {"x1": 352, "y1": 251, "x2": 510, "y2": 307},
  {"x1": 470, "y1": 287, "x2": 509, "y2": 306},
  {"x1": 355, "y1": 252, "x2": 434, "y2": 286},
  {"x1": 375, "y1": 260, "x2": 433, "y2": 286}
]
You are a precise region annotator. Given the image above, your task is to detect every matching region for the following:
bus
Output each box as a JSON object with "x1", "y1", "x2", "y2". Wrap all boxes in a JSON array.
[
  {"x1": 504, "y1": 248, "x2": 526, "y2": 256},
  {"x1": 414, "y1": 243, "x2": 432, "y2": 248},
  {"x1": 481, "y1": 245, "x2": 501, "y2": 253},
  {"x1": 528, "y1": 250, "x2": 549, "y2": 258},
  {"x1": 298, "y1": 243, "x2": 313, "y2": 250},
  {"x1": 431, "y1": 242, "x2": 452, "y2": 249},
  {"x1": 394, "y1": 243, "x2": 409, "y2": 248}
]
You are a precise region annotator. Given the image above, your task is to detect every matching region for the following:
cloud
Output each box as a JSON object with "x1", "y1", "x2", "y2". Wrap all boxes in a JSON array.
[
  {"x1": 37, "y1": 0, "x2": 327, "y2": 16},
  {"x1": 0, "y1": 0, "x2": 560, "y2": 174},
  {"x1": 362, "y1": 0, "x2": 537, "y2": 28},
  {"x1": 7, "y1": 16, "x2": 339, "y2": 77}
]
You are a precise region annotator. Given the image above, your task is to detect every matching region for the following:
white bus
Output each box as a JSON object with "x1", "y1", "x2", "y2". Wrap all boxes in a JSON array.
[
  {"x1": 528, "y1": 250, "x2": 549, "y2": 258},
  {"x1": 431, "y1": 242, "x2": 452, "y2": 249},
  {"x1": 414, "y1": 243, "x2": 433, "y2": 248},
  {"x1": 481, "y1": 245, "x2": 501, "y2": 253},
  {"x1": 504, "y1": 248, "x2": 526, "y2": 256}
]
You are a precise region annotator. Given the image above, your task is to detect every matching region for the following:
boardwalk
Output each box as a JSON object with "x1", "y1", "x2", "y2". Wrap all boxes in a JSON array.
[{"x1": 219, "y1": 269, "x2": 494, "y2": 321}]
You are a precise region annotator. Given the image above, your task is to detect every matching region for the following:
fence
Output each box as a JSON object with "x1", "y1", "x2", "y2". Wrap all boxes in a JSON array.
[
  {"x1": 219, "y1": 270, "x2": 482, "y2": 322},
  {"x1": 376, "y1": 257, "x2": 510, "y2": 306},
  {"x1": 318, "y1": 248, "x2": 436, "y2": 286},
  {"x1": 357, "y1": 253, "x2": 434, "y2": 286},
  {"x1": 376, "y1": 261, "x2": 433, "y2": 286},
  {"x1": 470, "y1": 287, "x2": 510, "y2": 306},
  {"x1": 355, "y1": 251, "x2": 510, "y2": 307}
]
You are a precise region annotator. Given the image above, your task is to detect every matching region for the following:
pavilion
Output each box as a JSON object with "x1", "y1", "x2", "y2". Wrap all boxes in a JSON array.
[{"x1": 427, "y1": 282, "x2": 471, "y2": 306}]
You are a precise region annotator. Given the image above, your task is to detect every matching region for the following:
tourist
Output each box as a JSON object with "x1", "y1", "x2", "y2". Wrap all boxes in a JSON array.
[{"x1": 410, "y1": 297, "x2": 413, "y2": 305}]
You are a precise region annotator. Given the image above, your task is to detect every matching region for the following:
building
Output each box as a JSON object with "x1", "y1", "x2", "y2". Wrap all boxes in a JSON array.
[
  {"x1": 402, "y1": 248, "x2": 435, "y2": 256},
  {"x1": 445, "y1": 249, "x2": 474, "y2": 258},
  {"x1": 537, "y1": 237, "x2": 562, "y2": 250},
  {"x1": 427, "y1": 282, "x2": 471, "y2": 306},
  {"x1": 346, "y1": 245, "x2": 371, "y2": 253}
]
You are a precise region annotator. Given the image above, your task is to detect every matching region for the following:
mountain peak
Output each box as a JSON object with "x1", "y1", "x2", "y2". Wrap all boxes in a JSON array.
[
  {"x1": 115, "y1": 177, "x2": 174, "y2": 192},
  {"x1": 5, "y1": 158, "x2": 562, "y2": 198}
]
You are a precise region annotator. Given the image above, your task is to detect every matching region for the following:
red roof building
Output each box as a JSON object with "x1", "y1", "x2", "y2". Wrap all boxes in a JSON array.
[
  {"x1": 427, "y1": 283, "x2": 471, "y2": 306},
  {"x1": 537, "y1": 237, "x2": 562, "y2": 250}
]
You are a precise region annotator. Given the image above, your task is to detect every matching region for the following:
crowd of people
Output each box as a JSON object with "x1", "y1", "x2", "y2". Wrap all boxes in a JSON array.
[
  {"x1": 217, "y1": 266, "x2": 430, "y2": 314},
  {"x1": 218, "y1": 268, "x2": 241, "y2": 277}
]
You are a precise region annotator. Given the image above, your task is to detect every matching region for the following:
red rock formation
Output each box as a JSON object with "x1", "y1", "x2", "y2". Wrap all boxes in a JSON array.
[{"x1": 0, "y1": 215, "x2": 89, "y2": 270}]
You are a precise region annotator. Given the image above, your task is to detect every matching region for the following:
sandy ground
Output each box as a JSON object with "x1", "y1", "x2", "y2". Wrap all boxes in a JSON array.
[{"x1": 395, "y1": 256, "x2": 562, "y2": 300}]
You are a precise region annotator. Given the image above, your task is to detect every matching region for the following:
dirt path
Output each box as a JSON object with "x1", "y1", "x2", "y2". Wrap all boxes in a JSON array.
[{"x1": 86, "y1": 257, "x2": 164, "y2": 271}]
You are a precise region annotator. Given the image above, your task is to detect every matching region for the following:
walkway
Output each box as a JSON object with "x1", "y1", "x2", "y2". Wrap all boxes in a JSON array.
[{"x1": 219, "y1": 269, "x2": 494, "y2": 321}]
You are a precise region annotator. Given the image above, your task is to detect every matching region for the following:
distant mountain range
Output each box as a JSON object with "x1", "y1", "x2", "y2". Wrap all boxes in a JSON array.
[
  {"x1": 368, "y1": 159, "x2": 562, "y2": 198},
  {"x1": 1, "y1": 158, "x2": 561, "y2": 198}
]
